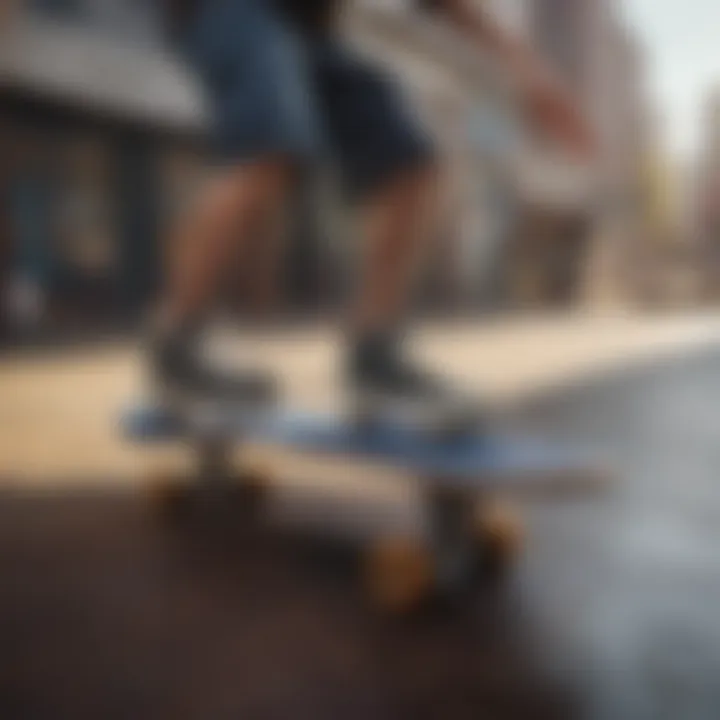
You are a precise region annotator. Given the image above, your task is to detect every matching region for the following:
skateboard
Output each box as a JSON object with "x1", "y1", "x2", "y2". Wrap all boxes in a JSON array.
[{"x1": 122, "y1": 403, "x2": 603, "y2": 613}]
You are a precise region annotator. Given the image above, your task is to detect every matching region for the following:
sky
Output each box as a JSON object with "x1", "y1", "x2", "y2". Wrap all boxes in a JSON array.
[{"x1": 623, "y1": 0, "x2": 720, "y2": 158}]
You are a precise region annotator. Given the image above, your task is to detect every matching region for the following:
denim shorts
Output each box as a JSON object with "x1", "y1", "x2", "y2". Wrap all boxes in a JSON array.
[{"x1": 182, "y1": 0, "x2": 435, "y2": 196}]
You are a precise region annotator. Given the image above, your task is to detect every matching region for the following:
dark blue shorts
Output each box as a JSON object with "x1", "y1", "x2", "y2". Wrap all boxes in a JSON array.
[{"x1": 183, "y1": 0, "x2": 435, "y2": 197}]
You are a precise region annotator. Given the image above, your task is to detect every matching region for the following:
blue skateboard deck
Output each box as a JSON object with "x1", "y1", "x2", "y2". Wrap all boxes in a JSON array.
[{"x1": 122, "y1": 404, "x2": 600, "y2": 492}]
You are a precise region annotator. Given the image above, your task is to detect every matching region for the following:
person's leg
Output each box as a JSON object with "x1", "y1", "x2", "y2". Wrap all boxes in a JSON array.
[
  {"x1": 316, "y1": 42, "x2": 480, "y2": 426},
  {"x1": 240, "y1": 194, "x2": 290, "y2": 316},
  {"x1": 314, "y1": 43, "x2": 439, "y2": 334},
  {"x1": 350, "y1": 161, "x2": 459, "y2": 412},
  {"x1": 316, "y1": 47, "x2": 434, "y2": 354},
  {"x1": 152, "y1": 0, "x2": 317, "y2": 400},
  {"x1": 156, "y1": 158, "x2": 289, "y2": 330},
  {"x1": 352, "y1": 162, "x2": 439, "y2": 338}
]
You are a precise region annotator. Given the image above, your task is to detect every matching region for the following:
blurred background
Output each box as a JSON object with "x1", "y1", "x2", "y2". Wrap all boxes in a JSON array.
[
  {"x1": 1, "y1": 0, "x2": 716, "y2": 334},
  {"x1": 4, "y1": 2, "x2": 720, "y2": 720}
]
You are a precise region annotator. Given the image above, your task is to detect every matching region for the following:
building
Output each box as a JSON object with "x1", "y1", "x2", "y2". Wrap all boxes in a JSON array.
[
  {"x1": 632, "y1": 146, "x2": 701, "y2": 306},
  {"x1": 0, "y1": 0, "x2": 204, "y2": 334},
  {"x1": 520, "y1": 0, "x2": 652, "y2": 307},
  {"x1": 586, "y1": 19, "x2": 650, "y2": 306},
  {"x1": 694, "y1": 87, "x2": 720, "y2": 300},
  {"x1": 696, "y1": 90, "x2": 720, "y2": 244},
  {"x1": 1, "y1": 0, "x2": 609, "y2": 336}
]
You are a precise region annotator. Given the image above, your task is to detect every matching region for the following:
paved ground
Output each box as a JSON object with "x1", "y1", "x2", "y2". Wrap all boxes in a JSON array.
[
  {"x1": 3, "y1": 314, "x2": 720, "y2": 482},
  {"x1": 3, "y1": 315, "x2": 720, "y2": 719}
]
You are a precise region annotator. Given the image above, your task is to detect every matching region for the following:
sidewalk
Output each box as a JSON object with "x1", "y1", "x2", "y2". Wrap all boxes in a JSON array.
[{"x1": 2, "y1": 313, "x2": 720, "y2": 485}]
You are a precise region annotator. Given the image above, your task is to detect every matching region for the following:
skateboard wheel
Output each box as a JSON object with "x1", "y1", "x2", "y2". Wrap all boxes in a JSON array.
[
  {"x1": 145, "y1": 471, "x2": 194, "y2": 520},
  {"x1": 363, "y1": 536, "x2": 434, "y2": 614},
  {"x1": 474, "y1": 501, "x2": 524, "y2": 577}
]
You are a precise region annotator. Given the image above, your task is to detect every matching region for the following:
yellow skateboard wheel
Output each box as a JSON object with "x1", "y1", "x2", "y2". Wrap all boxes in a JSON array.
[{"x1": 363, "y1": 536, "x2": 434, "y2": 614}]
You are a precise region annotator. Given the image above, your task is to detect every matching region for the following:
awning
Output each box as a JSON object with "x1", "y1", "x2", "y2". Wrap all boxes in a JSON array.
[{"x1": 0, "y1": 16, "x2": 205, "y2": 132}]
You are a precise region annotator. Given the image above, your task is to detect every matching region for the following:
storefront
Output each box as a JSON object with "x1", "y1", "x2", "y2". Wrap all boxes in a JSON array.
[
  {"x1": 0, "y1": 104, "x2": 191, "y2": 328},
  {"x1": 0, "y1": 12, "x2": 203, "y2": 332}
]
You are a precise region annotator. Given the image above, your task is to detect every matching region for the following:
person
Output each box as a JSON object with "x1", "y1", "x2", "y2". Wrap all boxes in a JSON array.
[{"x1": 153, "y1": 0, "x2": 595, "y2": 424}]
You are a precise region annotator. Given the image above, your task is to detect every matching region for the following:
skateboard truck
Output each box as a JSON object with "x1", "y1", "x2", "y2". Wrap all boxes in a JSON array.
[{"x1": 424, "y1": 484, "x2": 478, "y2": 591}]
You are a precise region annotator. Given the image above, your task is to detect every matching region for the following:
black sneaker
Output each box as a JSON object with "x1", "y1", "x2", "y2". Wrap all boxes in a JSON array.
[
  {"x1": 348, "y1": 333, "x2": 485, "y2": 435},
  {"x1": 148, "y1": 322, "x2": 277, "y2": 410}
]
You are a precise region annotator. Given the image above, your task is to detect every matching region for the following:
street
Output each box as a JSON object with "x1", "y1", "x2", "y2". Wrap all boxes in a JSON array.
[{"x1": 2, "y1": 315, "x2": 720, "y2": 719}]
